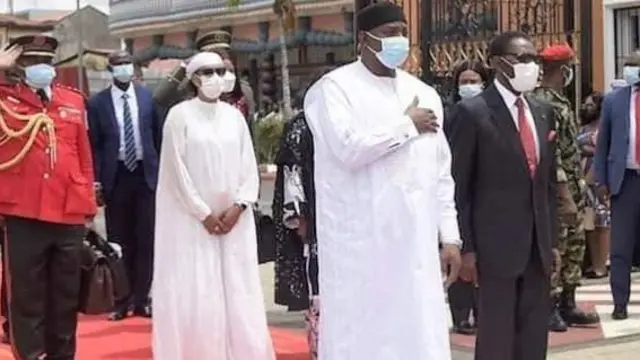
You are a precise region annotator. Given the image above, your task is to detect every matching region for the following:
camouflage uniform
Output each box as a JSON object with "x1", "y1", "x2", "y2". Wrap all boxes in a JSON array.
[{"x1": 531, "y1": 86, "x2": 587, "y2": 296}]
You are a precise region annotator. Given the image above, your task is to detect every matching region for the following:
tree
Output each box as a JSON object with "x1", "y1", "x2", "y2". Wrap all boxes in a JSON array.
[
  {"x1": 272, "y1": 0, "x2": 295, "y2": 120},
  {"x1": 228, "y1": 0, "x2": 295, "y2": 119}
]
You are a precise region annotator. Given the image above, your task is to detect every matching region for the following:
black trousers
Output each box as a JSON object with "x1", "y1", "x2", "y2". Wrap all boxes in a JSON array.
[
  {"x1": 475, "y1": 244, "x2": 550, "y2": 360},
  {"x1": 105, "y1": 162, "x2": 155, "y2": 309},
  {"x1": 3, "y1": 216, "x2": 84, "y2": 360},
  {"x1": 448, "y1": 280, "x2": 478, "y2": 325}
]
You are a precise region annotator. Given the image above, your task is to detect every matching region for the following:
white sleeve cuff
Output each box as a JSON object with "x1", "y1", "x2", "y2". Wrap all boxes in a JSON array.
[{"x1": 395, "y1": 115, "x2": 420, "y2": 141}]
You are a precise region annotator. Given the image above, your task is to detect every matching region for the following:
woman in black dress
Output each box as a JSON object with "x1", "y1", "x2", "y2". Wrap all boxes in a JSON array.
[{"x1": 272, "y1": 67, "x2": 334, "y2": 359}]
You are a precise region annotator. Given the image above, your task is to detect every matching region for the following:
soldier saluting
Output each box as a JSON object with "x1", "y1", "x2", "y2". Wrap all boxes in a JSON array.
[
  {"x1": 0, "y1": 35, "x2": 97, "y2": 359},
  {"x1": 152, "y1": 30, "x2": 255, "y2": 118}
]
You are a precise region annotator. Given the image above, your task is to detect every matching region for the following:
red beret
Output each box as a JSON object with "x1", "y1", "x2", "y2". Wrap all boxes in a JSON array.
[{"x1": 539, "y1": 43, "x2": 575, "y2": 62}]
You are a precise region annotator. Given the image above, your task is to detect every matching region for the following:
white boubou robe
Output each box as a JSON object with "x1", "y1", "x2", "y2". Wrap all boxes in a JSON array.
[
  {"x1": 152, "y1": 98, "x2": 275, "y2": 360},
  {"x1": 304, "y1": 60, "x2": 461, "y2": 360}
]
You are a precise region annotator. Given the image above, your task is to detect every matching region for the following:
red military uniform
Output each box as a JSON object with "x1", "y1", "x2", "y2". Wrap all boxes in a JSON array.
[
  {"x1": 0, "y1": 34, "x2": 96, "y2": 360},
  {"x1": 0, "y1": 81, "x2": 97, "y2": 224}
]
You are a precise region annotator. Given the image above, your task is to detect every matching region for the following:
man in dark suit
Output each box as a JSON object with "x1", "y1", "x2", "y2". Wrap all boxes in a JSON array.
[
  {"x1": 87, "y1": 51, "x2": 162, "y2": 321},
  {"x1": 594, "y1": 50, "x2": 640, "y2": 320},
  {"x1": 447, "y1": 32, "x2": 557, "y2": 360}
]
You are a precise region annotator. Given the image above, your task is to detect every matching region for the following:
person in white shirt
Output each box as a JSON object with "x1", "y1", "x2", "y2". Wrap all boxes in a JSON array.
[
  {"x1": 152, "y1": 52, "x2": 274, "y2": 360},
  {"x1": 303, "y1": 3, "x2": 462, "y2": 359}
]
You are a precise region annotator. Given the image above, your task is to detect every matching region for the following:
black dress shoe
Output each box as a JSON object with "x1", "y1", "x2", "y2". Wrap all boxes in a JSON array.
[
  {"x1": 612, "y1": 305, "x2": 628, "y2": 320},
  {"x1": 108, "y1": 308, "x2": 130, "y2": 321},
  {"x1": 132, "y1": 305, "x2": 152, "y2": 318},
  {"x1": 452, "y1": 321, "x2": 475, "y2": 335}
]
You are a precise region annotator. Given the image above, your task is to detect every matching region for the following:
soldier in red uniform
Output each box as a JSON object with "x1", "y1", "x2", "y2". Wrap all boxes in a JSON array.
[{"x1": 0, "y1": 35, "x2": 97, "y2": 360}]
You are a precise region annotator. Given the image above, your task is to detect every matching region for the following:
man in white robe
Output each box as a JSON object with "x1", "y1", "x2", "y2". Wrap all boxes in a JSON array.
[
  {"x1": 303, "y1": 3, "x2": 462, "y2": 359},
  {"x1": 152, "y1": 52, "x2": 275, "y2": 360}
]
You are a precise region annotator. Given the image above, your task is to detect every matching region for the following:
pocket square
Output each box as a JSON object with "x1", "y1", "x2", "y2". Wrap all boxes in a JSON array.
[{"x1": 547, "y1": 130, "x2": 557, "y2": 141}]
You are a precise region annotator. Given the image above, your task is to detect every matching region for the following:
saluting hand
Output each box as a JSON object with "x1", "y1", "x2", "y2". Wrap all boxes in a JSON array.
[
  {"x1": 0, "y1": 45, "x2": 22, "y2": 70},
  {"x1": 405, "y1": 96, "x2": 439, "y2": 134}
]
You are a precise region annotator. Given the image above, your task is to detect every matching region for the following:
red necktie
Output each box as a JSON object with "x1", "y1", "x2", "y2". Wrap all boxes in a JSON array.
[
  {"x1": 516, "y1": 97, "x2": 538, "y2": 176},
  {"x1": 635, "y1": 89, "x2": 640, "y2": 166}
]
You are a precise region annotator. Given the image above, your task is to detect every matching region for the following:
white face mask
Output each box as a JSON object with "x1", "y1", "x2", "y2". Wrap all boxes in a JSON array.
[
  {"x1": 198, "y1": 75, "x2": 223, "y2": 100},
  {"x1": 506, "y1": 61, "x2": 539, "y2": 93},
  {"x1": 366, "y1": 32, "x2": 410, "y2": 69},
  {"x1": 458, "y1": 83, "x2": 483, "y2": 99},
  {"x1": 623, "y1": 66, "x2": 640, "y2": 85},
  {"x1": 222, "y1": 71, "x2": 236, "y2": 93},
  {"x1": 112, "y1": 63, "x2": 134, "y2": 83}
]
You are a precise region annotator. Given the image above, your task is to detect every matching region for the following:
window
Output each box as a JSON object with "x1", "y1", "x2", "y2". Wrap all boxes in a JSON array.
[{"x1": 614, "y1": 7, "x2": 640, "y2": 77}]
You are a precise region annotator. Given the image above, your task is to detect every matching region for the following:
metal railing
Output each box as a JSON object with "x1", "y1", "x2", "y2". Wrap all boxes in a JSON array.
[{"x1": 108, "y1": 0, "x2": 287, "y2": 30}]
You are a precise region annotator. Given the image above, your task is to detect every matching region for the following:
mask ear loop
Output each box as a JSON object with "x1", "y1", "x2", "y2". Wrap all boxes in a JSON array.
[{"x1": 363, "y1": 31, "x2": 382, "y2": 56}]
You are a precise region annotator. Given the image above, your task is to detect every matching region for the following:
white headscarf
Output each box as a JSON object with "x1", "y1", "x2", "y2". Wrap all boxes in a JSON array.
[{"x1": 185, "y1": 52, "x2": 224, "y2": 79}]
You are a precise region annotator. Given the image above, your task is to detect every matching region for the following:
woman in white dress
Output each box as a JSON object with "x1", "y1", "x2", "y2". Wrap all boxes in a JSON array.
[{"x1": 152, "y1": 52, "x2": 275, "y2": 360}]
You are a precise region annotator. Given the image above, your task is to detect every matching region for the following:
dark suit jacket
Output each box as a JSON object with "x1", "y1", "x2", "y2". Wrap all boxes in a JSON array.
[
  {"x1": 87, "y1": 84, "x2": 163, "y2": 197},
  {"x1": 445, "y1": 84, "x2": 558, "y2": 278},
  {"x1": 594, "y1": 86, "x2": 633, "y2": 196}
]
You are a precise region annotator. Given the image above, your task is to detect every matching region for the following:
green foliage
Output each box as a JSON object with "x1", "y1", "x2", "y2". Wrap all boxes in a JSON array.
[
  {"x1": 252, "y1": 113, "x2": 285, "y2": 164},
  {"x1": 227, "y1": 0, "x2": 241, "y2": 7}
]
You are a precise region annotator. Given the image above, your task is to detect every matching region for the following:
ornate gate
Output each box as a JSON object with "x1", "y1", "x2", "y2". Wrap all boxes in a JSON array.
[{"x1": 418, "y1": 0, "x2": 588, "y2": 103}]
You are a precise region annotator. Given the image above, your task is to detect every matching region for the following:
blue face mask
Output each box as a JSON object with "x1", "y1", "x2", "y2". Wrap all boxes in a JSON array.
[
  {"x1": 366, "y1": 32, "x2": 410, "y2": 69},
  {"x1": 24, "y1": 63, "x2": 56, "y2": 89},
  {"x1": 458, "y1": 83, "x2": 483, "y2": 99},
  {"x1": 623, "y1": 66, "x2": 640, "y2": 85},
  {"x1": 112, "y1": 63, "x2": 134, "y2": 83}
]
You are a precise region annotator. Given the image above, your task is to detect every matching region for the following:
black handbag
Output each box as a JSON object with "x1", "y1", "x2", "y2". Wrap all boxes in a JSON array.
[
  {"x1": 255, "y1": 209, "x2": 276, "y2": 264},
  {"x1": 78, "y1": 243, "x2": 115, "y2": 314},
  {"x1": 84, "y1": 229, "x2": 130, "y2": 302},
  {"x1": 78, "y1": 230, "x2": 130, "y2": 314}
]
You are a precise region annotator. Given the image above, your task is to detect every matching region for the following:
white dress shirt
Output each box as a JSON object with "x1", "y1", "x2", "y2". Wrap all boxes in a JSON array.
[
  {"x1": 110, "y1": 84, "x2": 143, "y2": 160},
  {"x1": 626, "y1": 86, "x2": 640, "y2": 169},
  {"x1": 494, "y1": 79, "x2": 539, "y2": 159}
]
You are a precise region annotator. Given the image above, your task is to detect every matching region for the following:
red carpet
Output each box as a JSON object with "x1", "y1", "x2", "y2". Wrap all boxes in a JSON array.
[{"x1": 0, "y1": 315, "x2": 310, "y2": 359}]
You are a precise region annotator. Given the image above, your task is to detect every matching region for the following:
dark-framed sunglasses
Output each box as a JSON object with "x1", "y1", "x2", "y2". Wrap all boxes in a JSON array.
[{"x1": 197, "y1": 68, "x2": 227, "y2": 76}]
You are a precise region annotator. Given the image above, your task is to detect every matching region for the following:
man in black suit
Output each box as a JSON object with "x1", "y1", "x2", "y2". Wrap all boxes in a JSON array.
[
  {"x1": 446, "y1": 32, "x2": 558, "y2": 360},
  {"x1": 88, "y1": 51, "x2": 162, "y2": 321}
]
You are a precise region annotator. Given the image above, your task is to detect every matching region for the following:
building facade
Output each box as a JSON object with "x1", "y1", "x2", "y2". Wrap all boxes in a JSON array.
[
  {"x1": 602, "y1": 0, "x2": 640, "y2": 91},
  {"x1": 109, "y1": 0, "x2": 354, "y2": 102},
  {"x1": 53, "y1": 6, "x2": 120, "y2": 62}
]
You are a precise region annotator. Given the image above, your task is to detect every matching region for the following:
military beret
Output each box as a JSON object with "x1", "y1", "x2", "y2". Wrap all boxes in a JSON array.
[
  {"x1": 7, "y1": 35, "x2": 58, "y2": 58},
  {"x1": 195, "y1": 30, "x2": 232, "y2": 52},
  {"x1": 539, "y1": 43, "x2": 575, "y2": 62}
]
